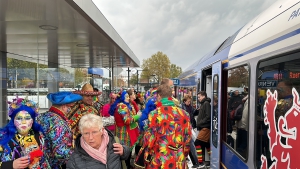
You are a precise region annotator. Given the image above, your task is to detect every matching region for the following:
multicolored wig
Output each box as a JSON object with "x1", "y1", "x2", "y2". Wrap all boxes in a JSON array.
[
  {"x1": 109, "y1": 91, "x2": 132, "y2": 116},
  {"x1": 0, "y1": 96, "x2": 43, "y2": 153}
]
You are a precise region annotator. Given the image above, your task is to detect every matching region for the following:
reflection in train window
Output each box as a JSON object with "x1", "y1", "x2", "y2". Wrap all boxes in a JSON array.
[
  {"x1": 256, "y1": 55, "x2": 300, "y2": 169},
  {"x1": 212, "y1": 75, "x2": 218, "y2": 148},
  {"x1": 226, "y1": 65, "x2": 249, "y2": 159}
]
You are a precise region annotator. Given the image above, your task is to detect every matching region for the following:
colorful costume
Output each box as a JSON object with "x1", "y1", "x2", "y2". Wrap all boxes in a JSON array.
[
  {"x1": 38, "y1": 91, "x2": 82, "y2": 169},
  {"x1": 135, "y1": 97, "x2": 192, "y2": 169},
  {"x1": 139, "y1": 97, "x2": 157, "y2": 131},
  {"x1": 70, "y1": 83, "x2": 114, "y2": 138},
  {"x1": 38, "y1": 107, "x2": 73, "y2": 169},
  {"x1": 0, "y1": 97, "x2": 50, "y2": 169},
  {"x1": 109, "y1": 91, "x2": 141, "y2": 148},
  {"x1": 139, "y1": 88, "x2": 157, "y2": 131},
  {"x1": 0, "y1": 130, "x2": 50, "y2": 169},
  {"x1": 68, "y1": 101, "x2": 98, "y2": 138}
]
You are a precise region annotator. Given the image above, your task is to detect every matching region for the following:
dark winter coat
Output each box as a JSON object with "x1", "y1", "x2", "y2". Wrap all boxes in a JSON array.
[
  {"x1": 228, "y1": 94, "x2": 242, "y2": 111},
  {"x1": 66, "y1": 129, "x2": 130, "y2": 169},
  {"x1": 181, "y1": 103, "x2": 196, "y2": 128},
  {"x1": 196, "y1": 97, "x2": 211, "y2": 129}
]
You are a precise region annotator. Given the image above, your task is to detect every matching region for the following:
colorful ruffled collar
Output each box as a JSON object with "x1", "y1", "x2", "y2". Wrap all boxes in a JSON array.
[{"x1": 156, "y1": 97, "x2": 175, "y2": 107}]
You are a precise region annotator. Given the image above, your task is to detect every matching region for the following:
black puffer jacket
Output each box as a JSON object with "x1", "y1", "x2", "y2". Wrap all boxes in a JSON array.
[
  {"x1": 196, "y1": 97, "x2": 211, "y2": 129},
  {"x1": 66, "y1": 129, "x2": 130, "y2": 169}
]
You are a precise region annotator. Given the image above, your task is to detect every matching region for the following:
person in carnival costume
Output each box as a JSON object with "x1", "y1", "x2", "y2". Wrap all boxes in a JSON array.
[
  {"x1": 102, "y1": 92, "x2": 117, "y2": 133},
  {"x1": 135, "y1": 92, "x2": 145, "y2": 111},
  {"x1": 135, "y1": 84, "x2": 191, "y2": 169},
  {"x1": 37, "y1": 91, "x2": 83, "y2": 169},
  {"x1": 160, "y1": 78, "x2": 180, "y2": 107},
  {"x1": 0, "y1": 96, "x2": 50, "y2": 169},
  {"x1": 127, "y1": 88, "x2": 140, "y2": 114},
  {"x1": 138, "y1": 88, "x2": 157, "y2": 131},
  {"x1": 109, "y1": 90, "x2": 141, "y2": 169},
  {"x1": 68, "y1": 83, "x2": 102, "y2": 138}
]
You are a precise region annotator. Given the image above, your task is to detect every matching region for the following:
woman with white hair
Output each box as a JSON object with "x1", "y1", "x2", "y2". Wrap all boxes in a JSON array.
[{"x1": 66, "y1": 114, "x2": 130, "y2": 169}]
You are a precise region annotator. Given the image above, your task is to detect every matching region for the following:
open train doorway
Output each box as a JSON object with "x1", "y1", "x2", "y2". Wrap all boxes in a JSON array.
[{"x1": 201, "y1": 68, "x2": 212, "y2": 97}]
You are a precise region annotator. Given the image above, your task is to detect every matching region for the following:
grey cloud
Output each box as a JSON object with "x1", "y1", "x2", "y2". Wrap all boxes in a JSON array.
[{"x1": 93, "y1": 0, "x2": 275, "y2": 70}]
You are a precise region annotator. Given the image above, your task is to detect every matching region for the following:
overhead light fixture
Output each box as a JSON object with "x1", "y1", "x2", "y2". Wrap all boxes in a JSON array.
[
  {"x1": 76, "y1": 44, "x2": 89, "y2": 47},
  {"x1": 39, "y1": 25, "x2": 58, "y2": 30}
]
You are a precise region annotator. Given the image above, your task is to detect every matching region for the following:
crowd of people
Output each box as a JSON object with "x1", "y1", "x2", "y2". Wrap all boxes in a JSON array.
[{"x1": 0, "y1": 79, "x2": 214, "y2": 169}]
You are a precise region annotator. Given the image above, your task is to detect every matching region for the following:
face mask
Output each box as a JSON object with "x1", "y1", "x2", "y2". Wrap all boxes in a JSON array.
[{"x1": 14, "y1": 111, "x2": 33, "y2": 135}]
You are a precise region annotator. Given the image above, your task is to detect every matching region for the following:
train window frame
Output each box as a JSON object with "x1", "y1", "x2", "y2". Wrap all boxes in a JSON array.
[
  {"x1": 212, "y1": 74, "x2": 219, "y2": 148},
  {"x1": 223, "y1": 63, "x2": 250, "y2": 162},
  {"x1": 255, "y1": 51, "x2": 300, "y2": 169}
]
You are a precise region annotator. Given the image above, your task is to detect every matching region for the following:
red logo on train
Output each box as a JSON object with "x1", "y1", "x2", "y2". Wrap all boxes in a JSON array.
[{"x1": 261, "y1": 88, "x2": 299, "y2": 169}]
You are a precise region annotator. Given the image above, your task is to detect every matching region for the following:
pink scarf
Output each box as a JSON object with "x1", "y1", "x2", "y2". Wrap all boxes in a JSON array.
[{"x1": 80, "y1": 130, "x2": 110, "y2": 164}]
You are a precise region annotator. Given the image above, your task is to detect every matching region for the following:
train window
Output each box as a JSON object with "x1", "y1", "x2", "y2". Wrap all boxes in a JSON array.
[
  {"x1": 212, "y1": 75, "x2": 219, "y2": 148},
  {"x1": 226, "y1": 65, "x2": 249, "y2": 159},
  {"x1": 255, "y1": 54, "x2": 300, "y2": 169}
]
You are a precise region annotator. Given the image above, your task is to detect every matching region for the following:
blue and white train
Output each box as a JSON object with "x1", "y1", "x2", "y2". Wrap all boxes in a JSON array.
[{"x1": 178, "y1": 0, "x2": 300, "y2": 168}]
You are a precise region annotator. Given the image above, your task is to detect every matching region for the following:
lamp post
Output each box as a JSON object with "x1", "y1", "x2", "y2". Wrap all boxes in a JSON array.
[
  {"x1": 136, "y1": 69, "x2": 148, "y2": 92},
  {"x1": 126, "y1": 67, "x2": 131, "y2": 88}
]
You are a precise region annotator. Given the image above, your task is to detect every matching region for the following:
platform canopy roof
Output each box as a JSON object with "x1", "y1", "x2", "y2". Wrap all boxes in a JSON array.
[{"x1": 0, "y1": 0, "x2": 140, "y2": 68}]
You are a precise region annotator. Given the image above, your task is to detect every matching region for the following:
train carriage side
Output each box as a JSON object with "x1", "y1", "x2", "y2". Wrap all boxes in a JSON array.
[
  {"x1": 179, "y1": 0, "x2": 300, "y2": 169},
  {"x1": 220, "y1": 0, "x2": 300, "y2": 169}
]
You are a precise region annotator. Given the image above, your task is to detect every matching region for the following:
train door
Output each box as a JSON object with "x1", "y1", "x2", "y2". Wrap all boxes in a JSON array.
[
  {"x1": 211, "y1": 61, "x2": 222, "y2": 169},
  {"x1": 206, "y1": 75, "x2": 212, "y2": 99}
]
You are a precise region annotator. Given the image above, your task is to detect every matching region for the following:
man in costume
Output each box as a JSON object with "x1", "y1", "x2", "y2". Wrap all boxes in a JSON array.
[
  {"x1": 160, "y1": 78, "x2": 180, "y2": 107},
  {"x1": 135, "y1": 84, "x2": 191, "y2": 169},
  {"x1": 37, "y1": 91, "x2": 82, "y2": 169},
  {"x1": 68, "y1": 83, "x2": 102, "y2": 138}
]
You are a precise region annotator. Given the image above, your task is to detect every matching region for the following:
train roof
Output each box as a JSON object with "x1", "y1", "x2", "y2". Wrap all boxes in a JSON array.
[
  {"x1": 178, "y1": 28, "x2": 240, "y2": 80},
  {"x1": 179, "y1": 0, "x2": 300, "y2": 85}
]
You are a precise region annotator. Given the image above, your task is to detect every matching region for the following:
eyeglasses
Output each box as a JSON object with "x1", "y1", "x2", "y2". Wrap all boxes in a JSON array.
[{"x1": 82, "y1": 130, "x2": 101, "y2": 138}]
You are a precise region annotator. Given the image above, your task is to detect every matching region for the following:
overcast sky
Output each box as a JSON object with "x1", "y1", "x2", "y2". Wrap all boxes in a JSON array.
[{"x1": 93, "y1": 0, "x2": 275, "y2": 71}]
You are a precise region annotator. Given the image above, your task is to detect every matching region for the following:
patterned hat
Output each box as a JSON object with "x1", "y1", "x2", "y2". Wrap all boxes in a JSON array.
[
  {"x1": 7, "y1": 96, "x2": 39, "y2": 118},
  {"x1": 73, "y1": 83, "x2": 102, "y2": 96}
]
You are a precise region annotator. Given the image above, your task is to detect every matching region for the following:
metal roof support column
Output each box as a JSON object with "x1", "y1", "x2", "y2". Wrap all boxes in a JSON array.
[
  {"x1": 46, "y1": 0, "x2": 59, "y2": 108},
  {"x1": 0, "y1": 52, "x2": 8, "y2": 127},
  {"x1": 0, "y1": 0, "x2": 8, "y2": 127},
  {"x1": 111, "y1": 56, "x2": 114, "y2": 91}
]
